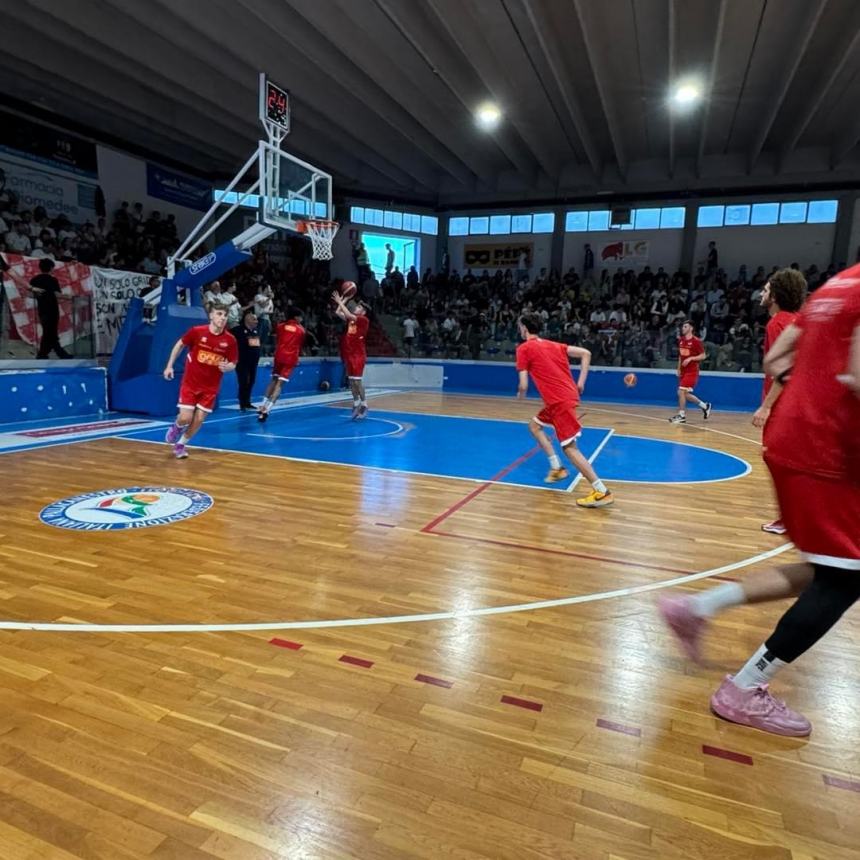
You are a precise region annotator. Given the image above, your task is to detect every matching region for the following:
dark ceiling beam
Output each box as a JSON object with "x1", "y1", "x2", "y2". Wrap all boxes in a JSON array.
[
  {"x1": 830, "y1": 119, "x2": 860, "y2": 168},
  {"x1": 695, "y1": 0, "x2": 728, "y2": 179},
  {"x1": 572, "y1": 0, "x2": 627, "y2": 179},
  {"x1": 517, "y1": 0, "x2": 601, "y2": 178},
  {"x1": 746, "y1": 0, "x2": 828, "y2": 173},
  {"x1": 382, "y1": 0, "x2": 538, "y2": 181},
  {"x1": 777, "y1": 23, "x2": 860, "y2": 170}
]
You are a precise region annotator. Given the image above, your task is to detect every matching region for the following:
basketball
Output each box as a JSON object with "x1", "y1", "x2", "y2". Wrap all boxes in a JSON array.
[
  {"x1": 319, "y1": 380, "x2": 331, "y2": 391},
  {"x1": 340, "y1": 281, "x2": 357, "y2": 300},
  {"x1": 624, "y1": 373, "x2": 637, "y2": 388}
]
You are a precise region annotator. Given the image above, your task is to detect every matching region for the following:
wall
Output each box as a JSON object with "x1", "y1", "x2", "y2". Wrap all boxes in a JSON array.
[
  {"x1": 0, "y1": 367, "x2": 108, "y2": 423},
  {"x1": 97, "y1": 146, "x2": 206, "y2": 236},
  {"x1": 693, "y1": 223, "x2": 836, "y2": 275},
  {"x1": 446, "y1": 231, "x2": 553, "y2": 276},
  {"x1": 562, "y1": 228, "x2": 683, "y2": 274}
]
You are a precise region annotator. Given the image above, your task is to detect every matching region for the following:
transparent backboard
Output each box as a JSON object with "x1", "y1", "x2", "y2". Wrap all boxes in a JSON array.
[{"x1": 258, "y1": 142, "x2": 333, "y2": 233}]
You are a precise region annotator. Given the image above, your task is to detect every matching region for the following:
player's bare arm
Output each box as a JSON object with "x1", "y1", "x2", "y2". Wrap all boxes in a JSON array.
[
  {"x1": 516, "y1": 369, "x2": 529, "y2": 398},
  {"x1": 567, "y1": 345, "x2": 591, "y2": 392},
  {"x1": 763, "y1": 323, "x2": 801, "y2": 380},
  {"x1": 163, "y1": 338, "x2": 186, "y2": 380},
  {"x1": 752, "y1": 380, "x2": 783, "y2": 428},
  {"x1": 331, "y1": 291, "x2": 356, "y2": 322}
]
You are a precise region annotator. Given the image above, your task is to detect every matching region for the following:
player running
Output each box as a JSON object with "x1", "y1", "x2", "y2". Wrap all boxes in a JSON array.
[
  {"x1": 163, "y1": 303, "x2": 238, "y2": 459},
  {"x1": 515, "y1": 314, "x2": 613, "y2": 508},
  {"x1": 332, "y1": 291, "x2": 370, "y2": 419},
  {"x1": 257, "y1": 306, "x2": 305, "y2": 423},
  {"x1": 669, "y1": 320, "x2": 712, "y2": 424}
]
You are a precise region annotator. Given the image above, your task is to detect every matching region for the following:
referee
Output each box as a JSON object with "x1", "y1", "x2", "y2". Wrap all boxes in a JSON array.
[{"x1": 232, "y1": 309, "x2": 261, "y2": 411}]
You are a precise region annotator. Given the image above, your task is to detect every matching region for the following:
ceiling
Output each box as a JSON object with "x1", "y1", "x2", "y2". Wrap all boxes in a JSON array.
[{"x1": 3, "y1": 0, "x2": 860, "y2": 208}]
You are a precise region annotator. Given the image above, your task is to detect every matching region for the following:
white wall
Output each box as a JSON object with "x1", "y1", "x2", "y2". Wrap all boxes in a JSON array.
[
  {"x1": 330, "y1": 221, "x2": 437, "y2": 281},
  {"x1": 96, "y1": 145, "x2": 206, "y2": 236},
  {"x1": 447, "y1": 231, "x2": 553, "y2": 275},
  {"x1": 562, "y1": 228, "x2": 683, "y2": 273},
  {"x1": 693, "y1": 223, "x2": 835, "y2": 276}
]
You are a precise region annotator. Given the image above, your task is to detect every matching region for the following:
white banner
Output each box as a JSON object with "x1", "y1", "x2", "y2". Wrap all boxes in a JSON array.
[
  {"x1": 599, "y1": 239, "x2": 650, "y2": 265},
  {"x1": 92, "y1": 267, "x2": 151, "y2": 355}
]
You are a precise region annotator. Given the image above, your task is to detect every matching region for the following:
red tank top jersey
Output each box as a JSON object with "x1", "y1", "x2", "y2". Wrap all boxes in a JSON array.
[
  {"x1": 275, "y1": 319, "x2": 305, "y2": 365},
  {"x1": 764, "y1": 266, "x2": 860, "y2": 481},
  {"x1": 341, "y1": 314, "x2": 369, "y2": 358},
  {"x1": 762, "y1": 310, "x2": 799, "y2": 399},
  {"x1": 181, "y1": 324, "x2": 238, "y2": 391},
  {"x1": 515, "y1": 337, "x2": 579, "y2": 406}
]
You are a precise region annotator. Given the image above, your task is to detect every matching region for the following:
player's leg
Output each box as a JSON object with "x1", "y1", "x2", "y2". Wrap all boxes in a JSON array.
[
  {"x1": 710, "y1": 565, "x2": 860, "y2": 736},
  {"x1": 165, "y1": 404, "x2": 195, "y2": 445},
  {"x1": 529, "y1": 415, "x2": 568, "y2": 483},
  {"x1": 258, "y1": 374, "x2": 284, "y2": 422},
  {"x1": 670, "y1": 387, "x2": 687, "y2": 423},
  {"x1": 659, "y1": 563, "x2": 813, "y2": 663},
  {"x1": 355, "y1": 375, "x2": 369, "y2": 419},
  {"x1": 563, "y1": 438, "x2": 612, "y2": 507},
  {"x1": 172, "y1": 404, "x2": 209, "y2": 458},
  {"x1": 685, "y1": 389, "x2": 712, "y2": 419}
]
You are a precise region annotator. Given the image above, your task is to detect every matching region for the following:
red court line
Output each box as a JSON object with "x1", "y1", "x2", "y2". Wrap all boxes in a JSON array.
[
  {"x1": 420, "y1": 446, "x2": 540, "y2": 533},
  {"x1": 339, "y1": 654, "x2": 374, "y2": 668},
  {"x1": 415, "y1": 673, "x2": 454, "y2": 689},
  {"x1": 501, "y1": 694, "x2": 543, "y2": 712},
  {"x1": 428, "y1": 528, "x2": 692, "y2": 575},
  {"x1": 270, "y1": 638, "x2": 303, "y2": 650},
  {"x1": 823, "y1": 775, "x2": 860, "y2": 793},
  {"x1": 596, "y1": 718, "x2": 641, "y2": 737},
  {"x1": 702, "y1": 745, "x2": 753, "y2": 766}
]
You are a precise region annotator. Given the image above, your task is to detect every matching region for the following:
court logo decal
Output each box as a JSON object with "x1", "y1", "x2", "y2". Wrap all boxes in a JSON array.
[{"x1": 39, "y1": 487, "x2": 213, "y2": 531}]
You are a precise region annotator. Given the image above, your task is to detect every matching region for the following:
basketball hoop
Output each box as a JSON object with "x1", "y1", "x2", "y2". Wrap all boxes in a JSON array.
[{"x1": 297, "y1": 218, "x2": 339, "y2": 260}]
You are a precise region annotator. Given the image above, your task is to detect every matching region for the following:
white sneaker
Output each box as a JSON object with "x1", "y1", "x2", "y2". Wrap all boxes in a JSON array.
[{"x1": 669, "y1": 413, "x2": 686, "y2": 424}]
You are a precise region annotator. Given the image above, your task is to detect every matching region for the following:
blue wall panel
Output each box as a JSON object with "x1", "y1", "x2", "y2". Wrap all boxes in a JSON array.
[{"x1": 0, "y1": 368, "x2": 108, "y2": 423}]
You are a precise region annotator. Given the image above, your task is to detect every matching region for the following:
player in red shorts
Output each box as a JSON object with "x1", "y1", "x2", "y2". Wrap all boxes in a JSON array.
[
  {"x1": 751, "y1": 268, "x2": 806, "y2": 534},
  {"x1": 332, "y1": 291, "x2": 370, "y2": 419},
  {"x1": 257, "y1": 306, "x2": 305, "y2": 423},
  {"x1": 516, "y1": 314, "x2": 613, "y2": 508},
  {"x1": 659, "y1": 264, "x2": 860, "y2": 736},
  {"x1": 669, "y1": 320, "x2": 712, "y2": 424},
  {"x1": 163, "y1": 303, "x2": 238, "y2": 459}
]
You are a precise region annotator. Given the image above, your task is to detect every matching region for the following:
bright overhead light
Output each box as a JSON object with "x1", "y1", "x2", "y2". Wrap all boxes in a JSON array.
[
  {"x1": 671, "y1": 81, "x2": 702, "y2": 107},
  {"x1": 475, "y1": 102, "x2": 502, "y2": 129}
]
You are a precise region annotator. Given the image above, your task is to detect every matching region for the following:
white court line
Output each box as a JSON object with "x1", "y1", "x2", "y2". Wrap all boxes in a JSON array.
[
  {"x1": 250, "y1": 416, "x2": 406, "y2": 442},
  {"x1": 0, "y1": 543, "x2": 795, "y2": 633},
  {"x1": 567, "y1": 428, "x2": 615, "y2": 492}
]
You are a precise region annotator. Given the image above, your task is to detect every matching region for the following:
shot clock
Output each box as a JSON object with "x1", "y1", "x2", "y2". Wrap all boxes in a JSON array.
[{"x1": 259, "y1": 74, "x2": 290, "y2": 136}]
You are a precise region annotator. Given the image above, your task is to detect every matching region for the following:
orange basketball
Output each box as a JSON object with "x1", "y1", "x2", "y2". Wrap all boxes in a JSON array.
[
  {"x1": 624, "y1": 372, "x2": 637, "y2": 388},
  {"x1": 340, "y1": 281, "x2": 357, "y2": 300}
]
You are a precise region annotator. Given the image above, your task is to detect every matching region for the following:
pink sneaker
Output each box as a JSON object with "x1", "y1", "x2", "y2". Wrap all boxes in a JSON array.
[
  {"x1": 761, "y1": 519, "x2": 787, "y2": 535},
  {"x1": 658, "y1": 595, "x2": 708, "y2": 664},
  {"x1": 165, "y1": 422, "x2": 182, "y2": 444},
  {"x1": 710, "y1": 676, "x2": 811, "y2": 737},
  {"x1": 173, "y1": 443, "x2": 188, "y2": 459}
]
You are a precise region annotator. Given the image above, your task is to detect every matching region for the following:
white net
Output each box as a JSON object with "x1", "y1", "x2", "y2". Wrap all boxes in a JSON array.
[{"x1": 302, "y1": 219, "x2": 339, "y2": 260}]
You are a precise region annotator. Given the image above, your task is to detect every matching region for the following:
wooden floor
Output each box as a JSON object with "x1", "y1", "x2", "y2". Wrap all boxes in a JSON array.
[{"x1": 0, "y1": 392, "x2": 857, "y2": 860}]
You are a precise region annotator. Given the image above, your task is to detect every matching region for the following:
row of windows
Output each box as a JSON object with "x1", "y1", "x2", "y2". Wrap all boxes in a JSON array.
[
  {"x1": 448, "y1": 212, "x2": 555, "y2": 236},
  {"x1": 349, "y1": 206, "x2": 438, "y2": 235},
  {"x1": 215, "y1": 190, "x2": 328, "y2": 218},
  {"x1": 565, "y1": 207, "x2": 686, "y2": 232},
  {"x1": 697, "y1": 200, "x2": 838, "y2": 227}
]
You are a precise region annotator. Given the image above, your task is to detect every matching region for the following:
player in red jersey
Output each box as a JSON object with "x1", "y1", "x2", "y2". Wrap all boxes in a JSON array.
[
  {"x1": 751, "y1": 268, "x2": 806, "y2": 534},
  {"x1": 332, "y1": 291, "x2": 370, "y2": 419},
  {"x1": 163, "y1": 303, "x2": 238, "y2": 459},
  {"x1": 669, "y1": 320, "x2": 712, "y2": 424},
  {"x1": 257, "y1": 307, "x2": 305, "y2": 423},
  {"x1": 659, "y1": 264, "x2": 860, "y2": 736},
  {"x1": 516, "y1": 314, "x2": 613, "y2": 508}
]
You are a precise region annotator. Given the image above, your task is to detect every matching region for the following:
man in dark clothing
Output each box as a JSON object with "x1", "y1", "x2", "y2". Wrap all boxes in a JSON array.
[
  {"x1": 29, "y1": 258, "x2": 71, "y2": 359},
  {"x1": 232, "y1": 309, "x2": 262, "y2": 411}
]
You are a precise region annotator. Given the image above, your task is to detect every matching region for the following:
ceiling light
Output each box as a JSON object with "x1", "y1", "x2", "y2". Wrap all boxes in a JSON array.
[
  {"x1": 671, "y1": 81, "x2": 702, "y2": 107},
  {"x1": 475, "y1": 102, "x2": 502, "y2": 129}
]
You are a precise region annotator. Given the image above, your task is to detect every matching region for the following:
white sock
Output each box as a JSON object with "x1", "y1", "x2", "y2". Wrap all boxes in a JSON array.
[
  {"x1": 549, "y1": 454, "x2": 561, "y2": 469},
  {"x1": 679, "y1": 409, "x2": 686, "y2": 416},
  {"x1": 592, "y1": 478, "x2": 607, "y2": 494},
  {"x1": 732, "y1": 644, "x2": 788, "y2": 689},
  {"x1": 178, "y1": 433, "x2": 189, "y2": 445},
  {"x1": 700, "y1": 402, "x2": 708, "y2": 411},
  {"x1": 353, "y1": 398, "x2": 360, "y2": 407},
  {"x1": 690, "y1": 582, "x2": 745, "y2": 618},
  {"x1": 360, "y1": 399, "x2": 367, "y2": 406}
]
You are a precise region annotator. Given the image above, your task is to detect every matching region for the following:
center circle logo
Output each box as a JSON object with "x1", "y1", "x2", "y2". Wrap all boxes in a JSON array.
[{"x1": 39, "y1": 487, "x2": 214, "y2": 531}]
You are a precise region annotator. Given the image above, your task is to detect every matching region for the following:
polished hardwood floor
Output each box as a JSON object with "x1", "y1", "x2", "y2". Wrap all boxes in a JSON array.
[{"x1": 0, "y1": 392, "x2": 857, "y2": 859}]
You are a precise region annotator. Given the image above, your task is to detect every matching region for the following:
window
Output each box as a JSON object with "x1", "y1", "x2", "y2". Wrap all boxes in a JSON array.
[
  {"x1": 807, "y1": 199, "x2": 838, "y2": 223},
  {"x1": 634, "y1": 208, "x2": 660, "y2": 229},
  {"x1": 401, "y1": 212, "x2": 420, "y2": 232},
  {"x1": 511, "y1": 214, "x2": 532, "y2": 233},
  {"x1": 383, "y1": 210, "x2": 402, "y2": 230},
  {"x1": 779, "y1": 202, "x2": 807, "y2": 224},
  {"x1": 660, "y1": 207, "x2": 685, "y2": 228},
  {"x1": 350, "y1": 206, "x2": 365, "y2": 224},
  {"x1": 469, "y1": 216, "x2": 489, "y2": 235},
  {"x1": 449, "y1": 216, "x2": 468, "y2": 236},
  {"x1": 587, "y1": 210, "x2": 610, "y2": 231},
  {"x1": 697, "y1": 205, "x2": 724, "y2": 228},
  {"x1": 313, "y1": 201, "x2": 327, "y2": 218},
  {"x1": 724, "y1": 205, "x2": 750, "y2": 226},
  {"x1": 565, "y1": 211, "x2": 588, "y2": 232},
  {"x1": 490, "y1": 214, "x2": 511, "y2": 234},
  {"x1": 365, "y1": 208, "x2": 383, "y2": 226},
  {"x1": 532, "y1": 212, "x2": 555, "y2": 233},
  {"x1": 751, "y1": 202, "x2": 779, "y2": 225},
  {"x1": 421, "y1": 215, "x2": 438, "y2": 235}
]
